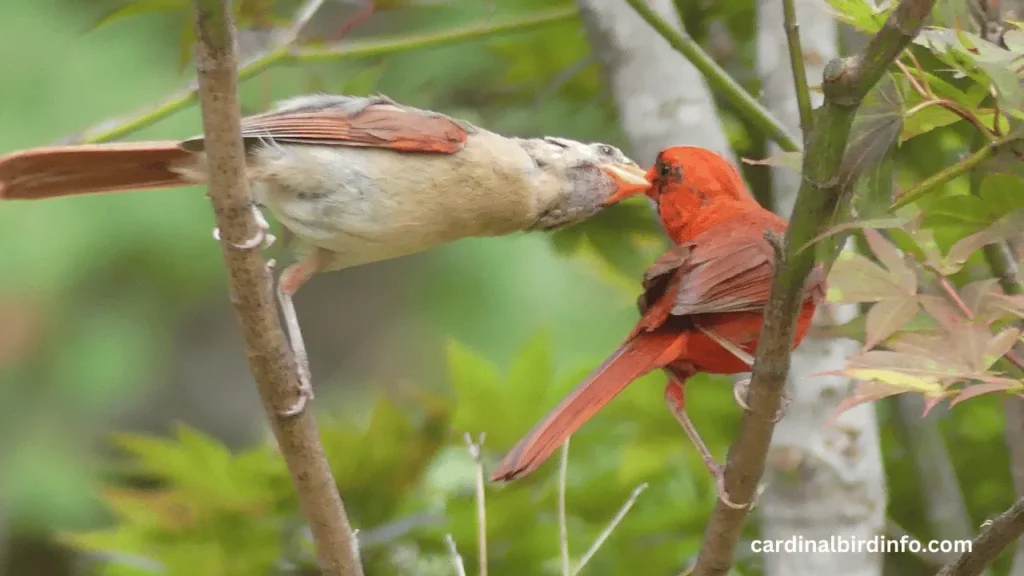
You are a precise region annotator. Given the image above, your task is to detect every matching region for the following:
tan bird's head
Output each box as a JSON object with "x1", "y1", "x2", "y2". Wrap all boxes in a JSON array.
[{"x1": 516, "y1": 136, "x2": 650, "y2": 231}]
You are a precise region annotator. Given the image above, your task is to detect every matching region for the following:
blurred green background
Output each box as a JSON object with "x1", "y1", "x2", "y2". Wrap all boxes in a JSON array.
[{"x1": 0, "y1": 0, "x2": 1018, "y2": 575}]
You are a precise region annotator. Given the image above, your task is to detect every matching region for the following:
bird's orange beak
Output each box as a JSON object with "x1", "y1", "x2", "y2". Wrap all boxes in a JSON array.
[{"x1": 599, "y1": 162, "x2": 652, "y2": 206}]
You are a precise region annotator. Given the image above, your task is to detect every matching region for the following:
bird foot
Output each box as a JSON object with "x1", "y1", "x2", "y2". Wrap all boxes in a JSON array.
[
  {"x1": 213, "y1": 204, "x2": 276, "y2": 249},
  {"x1": 707, "y1": 460, "x2": 749, "y2": 510},
  {"x1": 733, "y1": 377, "x2": 790, "y2": 423},
  {"x1": 276, "y1": 271, "x2": 313, "y2": 417},
  {"x1": 664, "y1": 379, "x2": 750, "y2": 510}
]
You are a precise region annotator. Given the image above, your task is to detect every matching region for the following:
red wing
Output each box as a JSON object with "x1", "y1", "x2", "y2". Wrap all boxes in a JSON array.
[
  {"x1": 182, "y1": 101, "x2": 468, "y2": 154},
  {"x1": 638, "y1": 229, "x2": 826, "y2": 326},
  {"x1": 642, "y1": 244, "x2": 692, "y2": 289},
  {"x1": 671, "y1": 237, "x2": 777, "y2": 316}
]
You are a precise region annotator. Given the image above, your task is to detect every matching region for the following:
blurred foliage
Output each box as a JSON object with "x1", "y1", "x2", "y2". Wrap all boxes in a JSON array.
[
  {"x1": 63, "y1": 333, "x2": 725, "y2": 575},
  {"x1": 3, "y1": 0, "x2": 1024, "y2": 575}
]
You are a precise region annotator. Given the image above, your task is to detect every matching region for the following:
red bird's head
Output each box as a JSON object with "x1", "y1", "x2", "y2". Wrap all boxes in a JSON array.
[
  {"x1": 602, "y1": 146, "x2": 752, "y2": 206},
  {"x1": 602, "y1": 146, "x2": 762, "y2": 243}
]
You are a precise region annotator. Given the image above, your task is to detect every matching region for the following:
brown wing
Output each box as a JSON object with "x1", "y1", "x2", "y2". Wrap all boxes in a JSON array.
[
  {"x1": 636, "y1": 227, "x2": 826, "y2": 331},
  {"x1": 180, "y1": 96, "x2": 468, "y2": 154}
]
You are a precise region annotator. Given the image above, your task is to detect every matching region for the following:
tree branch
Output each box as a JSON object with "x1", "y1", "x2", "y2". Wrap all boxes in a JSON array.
[
  {"x1": 937, "y1": 497, "x2": 1024, "y2": 576},
  {"x1": 781, "y1": 0, "x2": 813, "y2": 134},
  {"x1": 623, "y1": 0, "x2": 801, "y2": 153},
  {"x1": 889, "y1": 134, "x2": 1021, "y2": 211},
  {"x1": 190, "y1": 1, "x2": 362, "y2": 575},
  {"x1": 688, "y1": 0, "x2": 936, "y2": 574},
  {"x1": 62, "y1": 6, "x2": 579, "y2": 145}
]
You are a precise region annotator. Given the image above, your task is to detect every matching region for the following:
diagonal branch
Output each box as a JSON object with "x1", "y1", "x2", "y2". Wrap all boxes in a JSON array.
[
  {"x1": 190, "y1": 1, "x2": 363, "y2": 575},
  {"x1": 623, "y1": 0, "x2": 801, "y2": 153},
  {"x1": 683, "y1": 0, "x2": 937, "y2": 573},
  {"x1": 937, "y1": 497, "x2": 1024, "y2": 576},
  {"x1": 60, "y1": 6, "x2": 579, "y2": 145},
  {"x1": 890, "y1": 133, "x2": 1022, "y2": 211}
]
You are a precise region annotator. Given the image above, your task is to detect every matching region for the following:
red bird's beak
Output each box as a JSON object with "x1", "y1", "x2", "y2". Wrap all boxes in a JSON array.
[{"x1": 599, "y1": 162, "x2": 651, "y2": 206}]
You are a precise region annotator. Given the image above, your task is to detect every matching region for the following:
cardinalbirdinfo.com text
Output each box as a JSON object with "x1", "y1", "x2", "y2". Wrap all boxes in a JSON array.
[{"x1": 751, "y1": 534, "x2": 972, "y2": 554}]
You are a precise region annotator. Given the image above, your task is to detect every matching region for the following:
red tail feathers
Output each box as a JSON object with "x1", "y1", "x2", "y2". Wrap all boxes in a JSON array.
[
  {"x1": 0, "y1": 142, "x2": 194, "y2": 200},
  {"x1": 490, "y1": 331, "x2": 685, "y2": 481}
]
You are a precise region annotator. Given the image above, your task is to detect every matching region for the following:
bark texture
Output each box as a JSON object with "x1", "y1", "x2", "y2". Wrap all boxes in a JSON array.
[{"x1": 755, "y1": 1, "x2": 886, "y2": 575}]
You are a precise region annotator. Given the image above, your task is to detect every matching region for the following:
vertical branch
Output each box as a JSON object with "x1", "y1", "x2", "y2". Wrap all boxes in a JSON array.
[
  {"x1": 677, "y1": 0, "x2": 937, "y2": 572},
  {"x1": 190, "y1": 1, "x2": 363, "y2": 575},
  {"x1": 558, "y1": 440, "x2": 571, "y2": 576},
  {"x1": 781, "y1": 0, "x2": 813, "y2": 134},
  {"x1": 464, "y1": 433, "x2": 488, "y2": 576},
  {"x1": 756, "y1": 2, "x2": 886, "y2": 573}
]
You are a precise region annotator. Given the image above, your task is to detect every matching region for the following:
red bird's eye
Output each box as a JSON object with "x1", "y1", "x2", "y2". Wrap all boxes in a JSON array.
[{"x1": 658, "y1": 161, "x2": 672, "y2": 179}]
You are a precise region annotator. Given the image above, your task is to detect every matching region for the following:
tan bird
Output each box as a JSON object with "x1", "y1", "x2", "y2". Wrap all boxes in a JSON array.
[
  {"x1": 0, "y1": 93, "x2": 651, "y2": 414},
  {"x1": 0, "y1": 94, "x2": 649, "y2": 294}
]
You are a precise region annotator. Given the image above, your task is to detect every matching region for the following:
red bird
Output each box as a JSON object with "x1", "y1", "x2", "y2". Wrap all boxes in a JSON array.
[{"x1": 490, "y1": 146, "x2": 826, "y2": 507}]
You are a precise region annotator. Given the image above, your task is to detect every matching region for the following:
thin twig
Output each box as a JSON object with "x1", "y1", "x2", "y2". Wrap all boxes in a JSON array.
[
  {"x1": 558, "y1": 439, "x2": 571, "y2": 576},
  {"x1": 937, "y1": 497, "x2": 1024, "y2": 576},
  {"x1": 190, "y1": 1, "x2": 362, "y2": 574},
  {"x1": 62, "y1": 7, "x2": 580, "y2": 145},
  {"x1": 782, "y1": 0, "x2": 813, "y2": 133},
  {"x1": 284, "y1": 0, "x2": 327, "y2": 43},
  {"x1": 445, "y1": 534, "x2": 468, "y2": 576},
  {"x1": 464, "y1": 433, "x2": 488, "y2": 576},
  {"x1": 623, "y1": 0, "x2": 801, "y2": 153},
  {"x1": 890, "y1": 134, "x2": 1020, "y2": 211},
  {"x1": 571, "y1": 483, "x2": 648, "y2": 576}
]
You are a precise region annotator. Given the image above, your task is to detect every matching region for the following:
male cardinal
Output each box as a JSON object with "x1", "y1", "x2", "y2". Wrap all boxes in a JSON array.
[
  {"x1": 0, "y1": 94, "x2": 649, "y2": 295},
  {"x1": 490, "y1": 146, "x2": 826, "y2": 508}
]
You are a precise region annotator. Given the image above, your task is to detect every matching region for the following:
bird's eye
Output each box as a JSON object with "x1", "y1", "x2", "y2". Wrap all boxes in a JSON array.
[
  {"x1": 658, "y1": 161, "x2": 672, "y2": 178},
  {"x1": 598, "y1": 144, "x2": 614, "y2": 156}
]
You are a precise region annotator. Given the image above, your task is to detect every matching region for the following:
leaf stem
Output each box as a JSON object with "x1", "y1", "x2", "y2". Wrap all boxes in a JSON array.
[{"x1": 622, "y1": 0, "x2": 801, "y2": 152}]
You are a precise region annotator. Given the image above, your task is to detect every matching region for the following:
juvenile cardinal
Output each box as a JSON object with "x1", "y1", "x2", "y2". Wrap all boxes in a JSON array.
[
  {"x1": 490, "y1": 146, "x2": 826, "y2": 508},
  {"x1": 0, "y1": 93, "x2": 650, "y2": 415},
  {"x1": 0, "y1": 94, "x2": 649, "y2": 295}
]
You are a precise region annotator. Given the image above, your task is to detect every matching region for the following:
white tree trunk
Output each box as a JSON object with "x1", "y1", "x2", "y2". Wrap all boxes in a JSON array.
[
  {"x1": 756, "y1": 1, "x2": 887, "y2": 575},
  {"x1": 576, "y1": 0, "x2": 733, "y2": 167}
]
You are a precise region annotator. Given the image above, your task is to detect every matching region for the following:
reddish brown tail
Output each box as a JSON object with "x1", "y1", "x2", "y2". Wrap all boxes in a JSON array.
[
  {"x1": 490, "y1": 331, "x2": 685, "y2": 482},
  {"x1": 0, "y1": 142, "x2": 194, "y2": 200}
]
